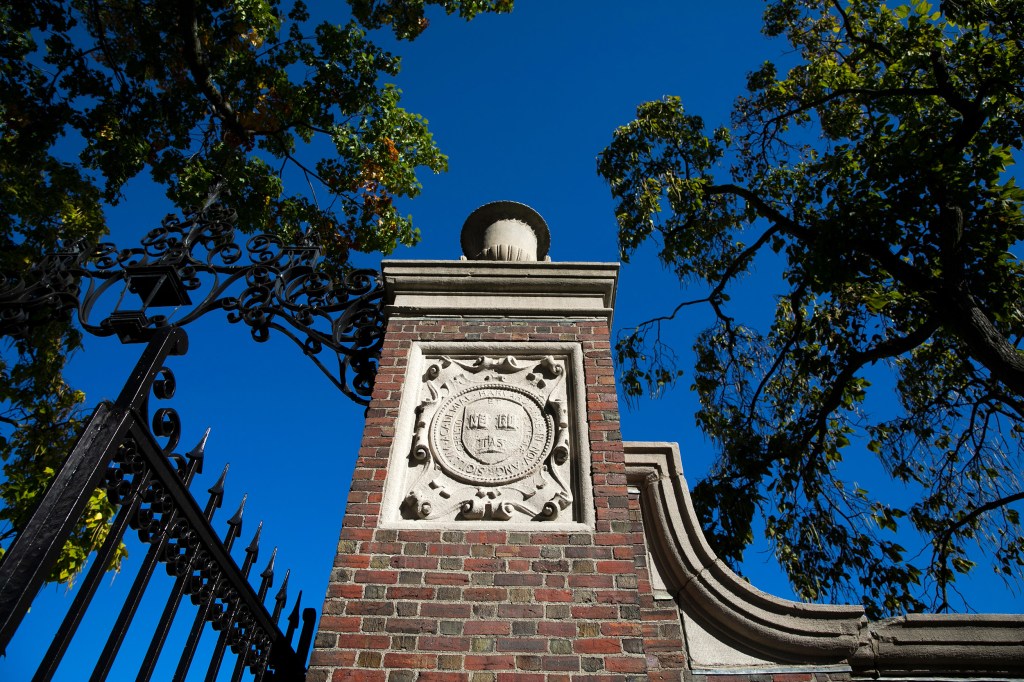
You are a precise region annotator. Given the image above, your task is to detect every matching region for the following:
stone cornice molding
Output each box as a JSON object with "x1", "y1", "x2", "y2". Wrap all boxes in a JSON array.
[
  {"x1": 859, "y1": 613, "x2": 1024, "y2": 675},
  {"x1": 381, "y1": 260, "x2": 619, "y2": 323},
  {"x1": 624, "y1": 441, "x2": 1024, "y2": 676}
]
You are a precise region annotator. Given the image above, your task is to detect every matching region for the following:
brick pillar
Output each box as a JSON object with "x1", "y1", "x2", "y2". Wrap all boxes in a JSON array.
[{"x1": 309, "y1": 205, "x2": 657, "y2": 681}]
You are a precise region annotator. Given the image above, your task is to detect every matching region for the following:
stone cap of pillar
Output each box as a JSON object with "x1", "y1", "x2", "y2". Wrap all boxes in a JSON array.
[
  {"x1": 460, "y1": 201, "x2": 550, "y2": 262},
  {"x1": 381, "y1": 260, "x2": 619, "y2": 322}
]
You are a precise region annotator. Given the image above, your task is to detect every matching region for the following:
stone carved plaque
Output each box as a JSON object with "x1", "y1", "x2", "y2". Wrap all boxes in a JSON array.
[
  {"x1": 433, "y1": 383, "x2": 551, "y2": 484},
  {"x1": 401, "y1": 354, "x2": 577, "y2": 523}
]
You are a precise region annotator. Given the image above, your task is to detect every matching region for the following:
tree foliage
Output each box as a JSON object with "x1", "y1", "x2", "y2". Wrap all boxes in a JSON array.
[
  {"x1": 0, "y1": 0, "x2": 511, "y2": 581},
  {"x1": 598, "y1": 0, "x2": 1024, "y2": 616}
]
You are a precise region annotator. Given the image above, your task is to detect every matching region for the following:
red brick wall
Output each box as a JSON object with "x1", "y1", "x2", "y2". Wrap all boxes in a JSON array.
[
  {"x1": 627, "y1": 490, "x2": 687, "y2": 679},
  {"x1": 309, "y1": 317, "x2": 650, "y2": 681}
]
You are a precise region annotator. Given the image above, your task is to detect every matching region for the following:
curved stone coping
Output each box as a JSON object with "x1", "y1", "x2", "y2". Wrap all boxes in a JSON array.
[
  {"x1": 853, "y1": 613, "x2": 1024, "y2": 675},
  {"x1": 624, "y1": 442, "x2": 866, "y2": 664},
  {"x1": 624, "y1": 442, "x2": 1024, "y2": 675}
]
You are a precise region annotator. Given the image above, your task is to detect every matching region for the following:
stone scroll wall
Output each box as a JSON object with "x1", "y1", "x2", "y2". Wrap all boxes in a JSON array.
[{"x1": 308, "y1": 317, "x2": 656, "y2": 681}]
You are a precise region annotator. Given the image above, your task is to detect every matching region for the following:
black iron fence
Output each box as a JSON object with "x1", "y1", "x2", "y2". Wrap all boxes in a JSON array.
[
  {"x1": 0, "y1": 328, "x2": 315, "y2": 680},
  {"x1": 0, "y1": 192, "x2": 386, "y2": 679}
]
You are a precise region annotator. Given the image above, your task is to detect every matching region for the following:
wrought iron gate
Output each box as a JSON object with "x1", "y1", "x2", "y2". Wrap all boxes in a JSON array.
[{"x1": 0, "y1": 192, "x2": 385, "y2": 680}]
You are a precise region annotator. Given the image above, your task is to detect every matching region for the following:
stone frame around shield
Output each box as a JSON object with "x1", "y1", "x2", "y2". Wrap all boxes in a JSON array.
[{"x1": 379, "y1": 341, "x2": 595, "y2": 531}]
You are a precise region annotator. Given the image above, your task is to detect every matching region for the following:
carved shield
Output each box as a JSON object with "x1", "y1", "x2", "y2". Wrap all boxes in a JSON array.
[
  {"x1": 431, "y1": 383, "x2": 552, "y2": 486},
  {"x1": 460, "y1": 397, "x2": 529, "y2": 465}
]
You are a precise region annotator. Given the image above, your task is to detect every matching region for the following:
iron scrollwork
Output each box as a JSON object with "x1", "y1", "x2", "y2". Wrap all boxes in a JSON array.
[
  {"x1": 0, "y1": 197, "x2": 385, "y2": 405},
  {"x1": 98, "y1": 346, "x2": 310, "y2": 679},
  {"x1": 2, "y1": 327, "x2": 313, "y2": 678}
]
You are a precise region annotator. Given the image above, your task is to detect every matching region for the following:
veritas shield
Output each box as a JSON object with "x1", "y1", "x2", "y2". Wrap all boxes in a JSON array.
[{"x1": 460, "y1": 397, "x2": 530, "y2": 465}]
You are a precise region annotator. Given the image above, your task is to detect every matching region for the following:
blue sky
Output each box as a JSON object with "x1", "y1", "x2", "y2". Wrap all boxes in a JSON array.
[{"x1": 5, "y1": 1, "x2": 1022, "y2": 678}]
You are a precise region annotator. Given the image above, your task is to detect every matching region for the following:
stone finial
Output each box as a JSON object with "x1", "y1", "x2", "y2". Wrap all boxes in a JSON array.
[{"x1": 460, "y1": 201, "x2": 550, "y2": 262}]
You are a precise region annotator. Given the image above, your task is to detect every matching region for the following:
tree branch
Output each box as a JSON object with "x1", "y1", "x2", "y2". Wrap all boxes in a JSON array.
[
  {"x1": 934, "y1": 490, "x2": 1024, "y2": 598},
  {"x1": 176, "y1": 0, "x2": 250, "y2": 142},
  {"x1": 747, "y1": 286, "x2": 808, "y2": 427},
  {"x1": 802, "y1": 319, "x2": 940, "y2": 462},
  {"x1": 940, "y1": 284, "x2": 1024, "y2": 396},
  {"x1": 829, "y1": 0, "x2": 895, "y2": 61},
  {"x1": 628, "y1": 222, "x2": 783, "y2": 333},
  {"x1": 0, "y1": 415, "x2": 24, "y2": 429},
  {"x1": 742, "y1": 85, "x2": 943, "y2": 140},
  {"x1": 705, "y1": 183, "x2": 811, "y2": 239}
]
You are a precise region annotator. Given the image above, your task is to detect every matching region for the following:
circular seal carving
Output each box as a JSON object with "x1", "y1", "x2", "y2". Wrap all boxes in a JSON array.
[{"x1": 429, "y1": 383, "x2": 553, "y2": 485}]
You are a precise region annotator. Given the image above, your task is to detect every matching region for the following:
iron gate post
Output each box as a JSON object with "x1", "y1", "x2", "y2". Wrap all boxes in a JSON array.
[{"x1": 0, "y1": 327, "x2": 188, "y2": 654}]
